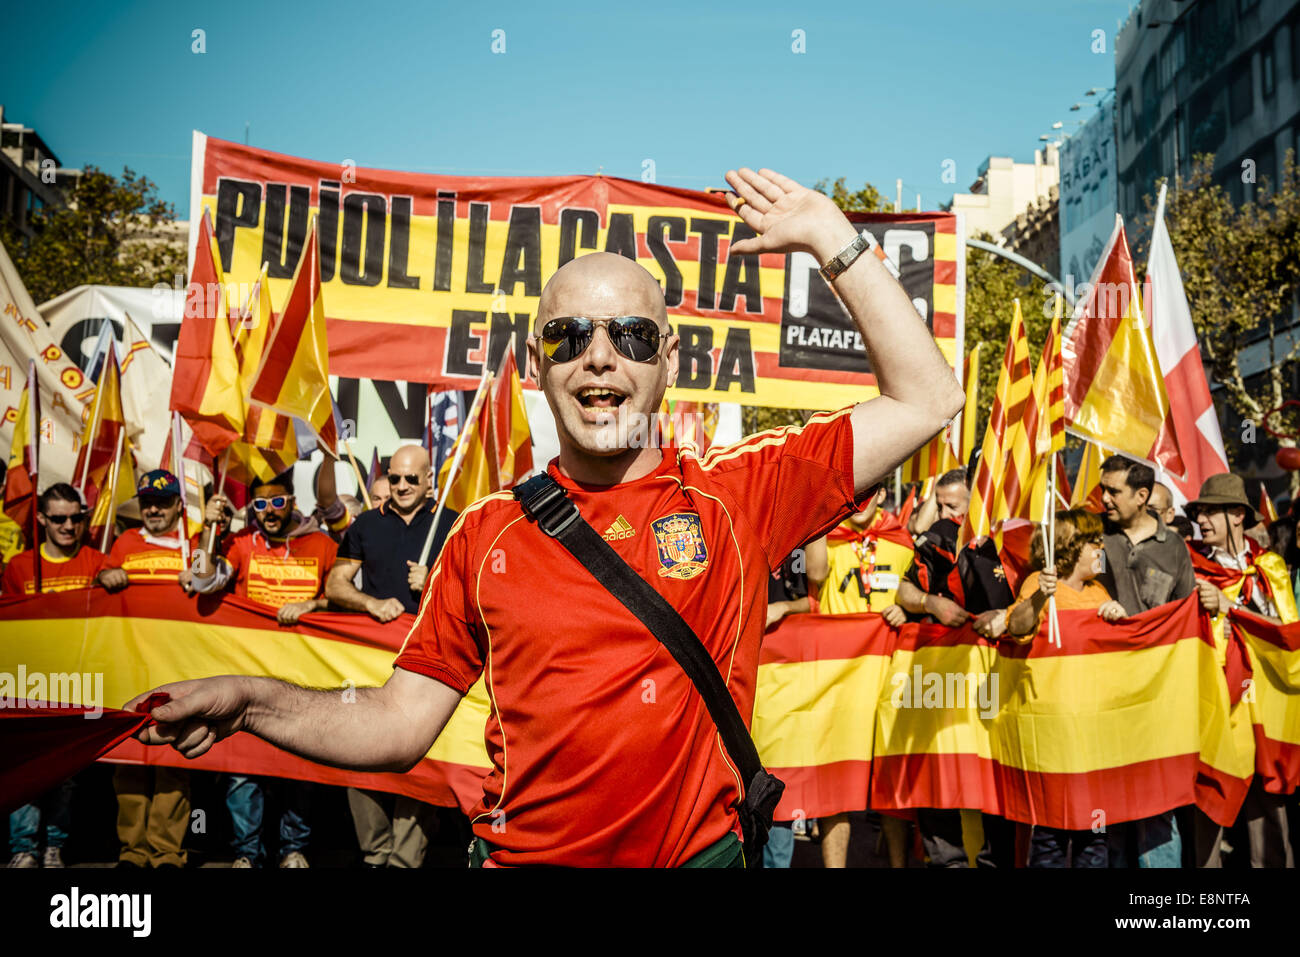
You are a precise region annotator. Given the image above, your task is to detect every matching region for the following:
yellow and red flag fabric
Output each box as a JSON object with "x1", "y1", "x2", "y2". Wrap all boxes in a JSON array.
[
  {"x1": 1070, "y1": 439, "x2": 1105, "y2": 511},
  {"x1": 962, "y1": 302, "x2": 1032, "y2": 545},
  {"x1": 248, "y1": 220, "x2": 337, "y2": 455},
  {"x1": 74, "y1": 347, "x2": 135, "y2": 543},
  {"x1": 0, "y1": 587, "x2": 491, "y2": 812},
  {"x1": 2, "y1": 362, "x2": 40, "y2": 546},
  {"x1": 1228, "y1": 611, "x2": 1300, "y2": 794},
  {"x1": 1259, "y1": 488, "x2": 1279, "y2": 526},
  {"x1": 169, "y1": 211, "x2": 245, "y2": 457},
  {"x1": 1062, "y1": 216, "x2": 1184, "y2": 479},
  {"x1": 900, "y1": 346, "x2": 977, "y2": 485},
  {"x1": 230, "y1": 267, "x2": 298, "y2": 482},
  {"x1": 1017, "y1": 300, "x2": 1066, "y2": 521}
]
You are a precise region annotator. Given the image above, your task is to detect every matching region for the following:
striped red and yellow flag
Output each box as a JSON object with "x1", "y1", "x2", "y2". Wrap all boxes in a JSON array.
[
  {"x1": 169, "y1": 211, "x2": 245, "y2": 457},
  {"x1": 1062, "y1": 216, "x2": 1185, "y2": 478},
  {"x1": 962, "y1": 302, "x2": 1032, "y2": 545},
  {"x1": 1229, "y1": 611, "x2": 1300, "y2": 794},
  {"x1": 1258, "y1": 487, "x2": 1279, "y2": 525},
  {"x1": 1018, "y1": 298, "x2": 1066, "y2": 521},
  {"x1": 2, "y1": 362, "x2": 39, "y2": 552},
  {"x1": 1069, "y1": 440, "x2": 1105, "y2": 511},
  {"x1": 78, "y1": 348, "x2": 135, "y2": 542},
  {"x1": 230, "y1": 267, "x2": 298, "y2": 481},
  {"x1": 0, "y1": 587, "x2": 491, "y2": 813},
  {"x1": 249, "y1": 219, "x2": 337, "y2": 455}
]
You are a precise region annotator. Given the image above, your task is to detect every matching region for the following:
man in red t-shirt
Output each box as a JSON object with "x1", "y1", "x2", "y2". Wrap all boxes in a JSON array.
[
  {"x1": 1, "y1": 483, "x2": 105, "y2": 596},
  {"x1": 129, "y1": 167, "x2": 965, "y2": 867},
  {"x1": 97, "y1": 469, "x2": 194, "y2": 591}
]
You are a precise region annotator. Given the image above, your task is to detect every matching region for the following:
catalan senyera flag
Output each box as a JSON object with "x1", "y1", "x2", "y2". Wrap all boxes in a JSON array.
[
  {"x1": 1062, "y1": 216, "x2": 1185, "y2": 479},
  {"x1": 169, "y1": 211, "x2": 245, "y2": 457},
  {"x1": 1018, "y1": 298, "x2": 1066, "y2": 521},
  {"x1": 2, "y1": 362, "x2": 39, "y2": 547},
  {"x1": 962, "y1": 302, "x2": 1032, "y2": 545},
  {"x1": 249, "y1": 219, "x2": 337, "y2": 455},
  {"x1": 230, "y1": 267, "x2": 298, "y2": 481},
  {"x1": 0, "y1": 587, "x2": 491, "y2": 813}
]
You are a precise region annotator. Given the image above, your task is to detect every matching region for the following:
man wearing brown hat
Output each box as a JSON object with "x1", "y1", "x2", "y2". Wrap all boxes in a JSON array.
[{"x1": 1186, "y1": 471, "x2": 1297, "y2": 868}]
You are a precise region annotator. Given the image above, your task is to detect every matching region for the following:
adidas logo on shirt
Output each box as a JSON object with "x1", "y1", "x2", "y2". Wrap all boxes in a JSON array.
[{"x1": 602, "y1": 515, "x2": 636, "y2": 542}]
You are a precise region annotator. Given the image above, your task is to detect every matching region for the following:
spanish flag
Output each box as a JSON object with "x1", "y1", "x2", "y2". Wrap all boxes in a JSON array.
[
  {"x1": 962, "y1": 301, "x2": 1032, "y2": 545},
  {"x1": 169, "y1": 211, "x2": 244, "y2": 456},
  {"x1": 1017, "y1": 298, "x2": 1066, "y2": 521},
  {"x1": 230, "y1": 266, "x2": 298, "y2": 481},
  {"x1": 1070, "y1": 439, "x2": 1105, "y2": 511},
  {"x1": 249, "y1": 219, "x2": 337, "y2": 455},
  {"x1": 76, "y1": 345, "x2": 135, "y2": 542},
  {"x1": 1062, "y1": 216, "x2": 1185, "y2": 479},
  {"x1": 437, "y1": 350, "x2": 534, "y2": 512}
]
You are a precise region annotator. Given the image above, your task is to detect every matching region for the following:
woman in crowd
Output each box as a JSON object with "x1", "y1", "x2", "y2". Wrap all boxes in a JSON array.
[{"x1": 1005, "y1": 507, "x2": 1126, "y2": 868}]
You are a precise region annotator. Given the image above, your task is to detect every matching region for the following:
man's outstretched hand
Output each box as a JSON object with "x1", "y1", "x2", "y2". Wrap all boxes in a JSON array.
[
  {"x1": 724, "y1": 167, "x2": 858, "y2": 262},
  {"x1": 125, "y1": 676, "x2": 252, "y2": 759}
]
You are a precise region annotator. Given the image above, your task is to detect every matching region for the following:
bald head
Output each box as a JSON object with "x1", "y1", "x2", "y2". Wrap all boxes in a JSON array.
[
  {"x1": 390, "y1": 445, "x2": 429, "y2": 475},
  {"x1": 1149, "y1": 482, "x2": 1175, "y2": 524},
  {"x1": 387, "y1": 444, "x2": 431, "y2": 516},
  {"x1": 535, "y1": 252, "x2": 667, "y2": 332}
]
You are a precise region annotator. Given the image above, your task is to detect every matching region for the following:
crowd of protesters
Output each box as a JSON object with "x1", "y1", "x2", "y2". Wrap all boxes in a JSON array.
[
  {"x1": 766, "y1": 454, "x2": 1300, "y2": 869},
  {"x1": 4, "y1": 441, "x2": 1299, "y2": 868},
  {"x1": 2, "y1": 445, "x2": 456, "y2": 869}
]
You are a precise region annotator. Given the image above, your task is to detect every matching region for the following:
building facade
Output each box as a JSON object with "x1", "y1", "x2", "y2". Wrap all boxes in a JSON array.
[{"x1": 0, "y1": 105, "x2": 82, "y2": 240}]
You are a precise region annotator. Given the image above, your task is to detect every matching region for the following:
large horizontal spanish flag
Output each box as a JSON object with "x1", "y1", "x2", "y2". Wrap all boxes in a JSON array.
[{"x1": 0, "y1": 587, "x2": 491, "y2": 811}]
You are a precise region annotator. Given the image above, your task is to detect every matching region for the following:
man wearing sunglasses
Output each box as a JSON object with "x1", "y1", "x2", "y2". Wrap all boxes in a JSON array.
[
  {"x1": 2, "y1": 483, "x2": 106, "y2": 597},
  {"x1": 191, "y1": 470, "x2": 338, "y2": 627},
  {"x1": 324, "y1": 444, "x2": 457, "y2": 869},
  {"x1": 131, "y1": 167, "x2": 965, "y2": 867},
  {"x1": 95, "y1": 470, "x2": 196, "y2": 592}
]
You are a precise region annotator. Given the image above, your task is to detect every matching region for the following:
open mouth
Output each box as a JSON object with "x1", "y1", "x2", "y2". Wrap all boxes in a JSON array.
[{"x1": 576, "y1": 387, "x2": 627, "y2": 410}]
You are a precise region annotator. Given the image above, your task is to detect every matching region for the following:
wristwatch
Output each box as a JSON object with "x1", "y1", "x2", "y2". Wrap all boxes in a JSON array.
[{"x1": 819, "y1": 233, "x2": 871, "y2": 282}]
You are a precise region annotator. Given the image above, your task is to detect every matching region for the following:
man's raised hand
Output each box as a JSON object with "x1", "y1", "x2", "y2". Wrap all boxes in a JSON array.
[
  {"x1": 125, "y1": 677, "x2": 251, "y2": 759},
  {"x1": 724, "y1": 167, "x2": 857, "y2": 260}
]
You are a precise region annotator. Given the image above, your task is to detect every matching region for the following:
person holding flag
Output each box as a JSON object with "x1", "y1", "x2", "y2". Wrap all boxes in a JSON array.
[
  {"x1": 96, "y1": 470, "x2": 194, "y2": 590},
  {"x1": 127, "y1": 166, "x2": 965, "y2": 868}
]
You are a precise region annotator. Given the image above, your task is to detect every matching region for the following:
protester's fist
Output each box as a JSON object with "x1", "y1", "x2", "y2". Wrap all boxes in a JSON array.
[
  {"x1": 724, "y1": 168, "x2": 855, "y2": 260},
  {"x1": 1098, "y1": 601, "x2": 1127, "y2": 622},
  {"x1": 1196, "y1": 579, "x2": 1227, "y2": 614},
  {"x1": 367, "y1": 596, "x2": 405, "y2": 623},
  {"x1": 881, "y1": 604, "x2": 907, "y2": 629},
  {"x1": 177, "y1": 569, "x2": 194, "y2": 593},
  {"x1": 407, "y1": 561, "x2": 429, "y2": 592},
  {"x1": 1038, "y1": 570, "x2": 1058, "y2": 598},
  {"x1": 205, "y1": 493, "x2": 231, "y2": 527},
  {"x1": 277, "y1": 601, "x2": 316, "y2": 625},
  {"x1": 97, "y1": 568, "x2": 130, "y2": 592},
  {"x1": 925, "y1": 595, "x2": 971, "y2": 628},
  {"x1": 972, "y1": 609, "x2": 1007, "y2": 639},
  {"x1": 127, "y1": 676, "x2": 250, "y2": 759}
]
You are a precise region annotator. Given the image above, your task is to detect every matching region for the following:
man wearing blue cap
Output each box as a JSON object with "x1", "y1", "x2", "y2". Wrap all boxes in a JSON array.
[
  {"x1": 95, "y1": 468, "x2": 195, "y2": 868},
  {"x1": 97, "y1": 469, "x2": 194, "y2": 591}
]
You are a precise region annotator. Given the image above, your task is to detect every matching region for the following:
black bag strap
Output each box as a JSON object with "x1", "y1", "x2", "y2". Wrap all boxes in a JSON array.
[{"x1": 513, "y1": 473, "x2": 763, "y2": 785}]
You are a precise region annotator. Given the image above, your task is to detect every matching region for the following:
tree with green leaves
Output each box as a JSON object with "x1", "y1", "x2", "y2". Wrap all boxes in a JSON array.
[
  {"x1": 812, "y1": 177, "x2": 894, "y2": 214},
  {"x1": 1, "y1": 165, "x2": 185, "y2": 305},
  {"x1": 1132, "y1": 152, "x2": 1300, "y2": 492}
]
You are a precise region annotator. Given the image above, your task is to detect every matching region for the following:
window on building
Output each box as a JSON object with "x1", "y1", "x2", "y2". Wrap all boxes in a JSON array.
[
  {"x1": 1262, "y1": 43, "x2": 1275, "y2": 98},
  {"x1": 1121, "y1": 90, "x2": 1134, "y2": 137},
  {"x1": 1229, "y1": 57, "x2": 1253, "y2": 122}
]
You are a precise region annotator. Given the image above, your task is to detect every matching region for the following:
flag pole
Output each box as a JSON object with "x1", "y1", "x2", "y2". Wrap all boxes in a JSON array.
[
  {"x1": 416, "y1": 371, "x2": 495, "y2": 572},
  {"x1": 171, "y1": 412, "x2": 191, "y2": 568},
  {"x1": 205, "y1": 448, "x2": 231, "y2": 554},
  {"x1": 76, "y1": 389, "x2": 102, "y2": 500},
  {"x1": 99, "y1": 429, "x2": 125, "y2": 552},
  {"x1": 27, "y1": 360, "x2": 42, "y2": 594},
  {"x1": 344, "y1": 440, "x2": 372, "y2": 510},
  {"x1": 1044, "y1": 451, "x2": 1060, "y2": 648}
]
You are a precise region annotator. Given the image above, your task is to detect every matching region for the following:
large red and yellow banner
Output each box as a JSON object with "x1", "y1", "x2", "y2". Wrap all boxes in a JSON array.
[
  {"x1": 192, "y1": 133, "x2": 963, "y2": 410},
  {"x1": 755, "y1": 597, "x2": 1258, "y2": 830},
  {"x1": 0, "y1": 587, "x2": 491, "y2": 812}
]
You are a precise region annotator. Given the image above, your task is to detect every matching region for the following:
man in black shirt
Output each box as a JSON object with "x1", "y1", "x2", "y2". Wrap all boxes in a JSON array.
[
  {"x1": 325, "y1": 445, "x2": 458, "y2": 620},
  {"x1": 324, "y1": 443, "x2": 458, "y2": 867}
]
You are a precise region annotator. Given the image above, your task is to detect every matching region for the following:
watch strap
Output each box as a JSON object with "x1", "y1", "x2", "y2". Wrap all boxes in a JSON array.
[{"x1": 819, "y1": 233, "x2": 871, "y2": 282}]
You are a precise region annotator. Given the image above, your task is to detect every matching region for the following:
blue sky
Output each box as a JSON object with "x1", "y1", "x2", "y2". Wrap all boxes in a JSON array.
[{"x1": 4, "y1": 0, "x2": 1135, "y2": 216}]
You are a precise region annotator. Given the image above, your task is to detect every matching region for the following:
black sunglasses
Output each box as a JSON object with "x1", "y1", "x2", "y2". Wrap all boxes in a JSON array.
[
  {"x1": 44, "y1": 512, "x2": 87, "y2": 525},
  {"x1": 387, "y1": 473, "x2": 423, "y2": 487},
  {"x1": 540, "y1": 316, "x2": 662, "y2": 364}
]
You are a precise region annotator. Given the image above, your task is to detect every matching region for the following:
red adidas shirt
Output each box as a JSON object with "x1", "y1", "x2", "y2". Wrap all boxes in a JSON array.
[
  {"x1": 395, "y1": 407, "x2": 868, "y2": 866},
  {"x1": 106, "y1": 528, "x2": 196, "y2": 582},
  {"x1": 221, "y1": 527, "x2": 337, "y2": 606},
  {"x1": 2, "y1": 545, "x2": 107, "y2": 595}
]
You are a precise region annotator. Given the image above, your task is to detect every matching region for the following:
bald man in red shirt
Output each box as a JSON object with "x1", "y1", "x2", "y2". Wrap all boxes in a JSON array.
[{"x1": 129, "y1": 167, "x2": 965, "y2": 867}]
